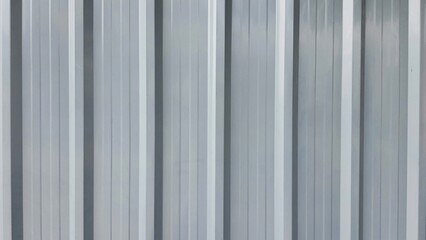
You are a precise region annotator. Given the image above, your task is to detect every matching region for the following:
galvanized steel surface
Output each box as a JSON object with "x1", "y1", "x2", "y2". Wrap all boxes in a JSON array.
[{"x1": 0, "y1": 0, "x2": 425, "y2": 240}]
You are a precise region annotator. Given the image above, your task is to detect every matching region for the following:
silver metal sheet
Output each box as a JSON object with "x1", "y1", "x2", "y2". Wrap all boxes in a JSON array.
[{"x1": 0, "y1": 0, "x2": 425, "y2": 239}]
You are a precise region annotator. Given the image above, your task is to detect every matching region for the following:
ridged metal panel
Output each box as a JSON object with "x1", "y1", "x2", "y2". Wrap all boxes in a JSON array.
[
  {"x1": 229, "y1": 0, "x2": 274, "y2": 239},
  {"x1": 20, "y1": 0, "x2": 84, "y2": 239},
  {"x1": 296, "y1": 0, "x2": 342, "y2": 238},
  {"x1": 361, "y1": 0, "x2": 407, "y2": 239},
  {"x1": 92, "y1": 0, "x2": 156, "y2": 239},
  {"x1": 160, "y1": 0, "x2": 224, "y2": 239},
  {"x1": 0, "y1": 0, "x2": 425, "y2": 240}
]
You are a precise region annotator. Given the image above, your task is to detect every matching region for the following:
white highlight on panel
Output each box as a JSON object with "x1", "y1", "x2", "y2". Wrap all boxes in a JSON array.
[
  {"x1": 207, "y1": 0, "x2": 217, "y2": 239},
  {"x1": 69, "y1": 0, "x2": 77, "y2": 238},
  {"x1": 406, "y1": 0, "x2": 421, "y2": 239},
  {"x1": 340, "y1": 0, "x2": 354, "y2": 239},
  {"x1": 139, "y1": 0, "x2": 148, "y2": 239},
  {"x1": 274, "y1": 0, "x2": 286, "y2": 239}
]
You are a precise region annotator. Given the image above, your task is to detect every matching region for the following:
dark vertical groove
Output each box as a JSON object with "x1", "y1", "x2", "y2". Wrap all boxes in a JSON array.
[
  {"x1": 84, "y1": 0, "x2": 94, "y2": 238},
  {"x1": 154, "y1": 0, "x2": 164, "y2": 238},
  {"x1": 359, "y1": 0, "x2": 366, "y2": 238},
  {"x1": 292, "y1": 0, "x2": 300, "y2": 239},
  {"x1": 223, "y1": 0, "x2": 232, "y2": 238},
  {"x1": 11, "y1": 0, "x2": 23, "y2": 239}
]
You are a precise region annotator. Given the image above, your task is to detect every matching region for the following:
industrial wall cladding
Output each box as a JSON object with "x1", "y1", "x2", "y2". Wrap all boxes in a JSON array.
[{"x1": 0, "y1": 0, "x2": 425, "y2": 239}]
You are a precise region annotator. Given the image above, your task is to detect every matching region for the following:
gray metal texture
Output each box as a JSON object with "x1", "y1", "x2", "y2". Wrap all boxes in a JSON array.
[{"x1": 0, "y1": 0, "x2": 425, "y2": 239}]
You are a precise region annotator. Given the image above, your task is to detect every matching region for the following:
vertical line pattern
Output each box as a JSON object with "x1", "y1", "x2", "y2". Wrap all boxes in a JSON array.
[{"x1": 2, "y1": 0, "x2": 426, "y2": 239}]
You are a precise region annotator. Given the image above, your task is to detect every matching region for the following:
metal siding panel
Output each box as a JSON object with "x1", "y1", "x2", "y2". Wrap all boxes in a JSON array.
[
  {"x1": 93, "y1": 0, "x2": 106, "y2": 238},
  {"x1": 20, "y1": 0, "x2": 84, "y2": 239},
  {"x1": 360, "y1": 1, "x2": 412, "y2": 239},
  {"x1": 381, "y1": 0, "x2": 400, "y2": 239},
  {"x1": 230, "y1": 0, "x2": 244, "y2": 238},
  {"x1": 93, "y1": 0, "x2": 155, "y2": 239},
  {"x1": 231, "y1": 0, "x2": 249, "y2": 238},
  {"x1": 230, "y1": 0, "x2": 276, "y2": 239},
  {"x1": 332, "y1": 1, "x2": 342, "y2": 240},
  {"x1": 314, "y1": 0, "x2": 334, "y2": 239},
  {"x1": 129, "y1": 0, "x2": 140, "y2": 238},
  {"x1": 298, "y1": 0, "x2": 317, "y2": 239},
  {"x1": 2, "y1": 0, "x2": 426, "y2": 239},
  {"x1": 161, "y1": 0, "x2": 221, "y2": 239},
  {"x1": 350, "y1": 0, "x2": 363, "y2": 239},
  {"x1": 397, "y1": 2, "x2": 408, "y2": 240},
  {"x1": 94, "y1": 0, "x2": 113, "y2": 238},
  {"x1": 363, "y1": 0, "x2": 383, "y2": 239}
]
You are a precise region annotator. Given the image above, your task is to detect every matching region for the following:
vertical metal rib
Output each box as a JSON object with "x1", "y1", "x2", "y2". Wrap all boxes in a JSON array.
[
  {"x1": 274, "y1": 0, "x2": 292, "y2": 238},
  {"x1": 0, "y1": 0, "x2": 12, "y2": 239},
  {"x1": 137, "y1": 0, "x2": 148, "y2": 239},
  {"x1": 135, "y1": 0, "x2": 155, "y2": 239},
  {"x1": 69, "y1": 0, "x2": 84, "y2": 239},
  {"x1": 341, "y1": 0, "x2": 354, "y2": 239},
  {"x1": 20, "y1": 0, "x2": 84, "y2": 239},
  {"x1": 406, "y1": 0, "x2": 421, "y2": 239},
  {"x1": 207, "y1": 0, "x2": 218, "y2": 239}
]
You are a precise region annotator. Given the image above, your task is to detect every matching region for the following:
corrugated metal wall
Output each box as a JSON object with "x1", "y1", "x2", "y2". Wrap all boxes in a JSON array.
[
  {"x1": 361, "y1": 0, "x2": 407, "y2": 239},
  {"x1": 0, "y1": 0, "x2": 425, "y2": 240}
]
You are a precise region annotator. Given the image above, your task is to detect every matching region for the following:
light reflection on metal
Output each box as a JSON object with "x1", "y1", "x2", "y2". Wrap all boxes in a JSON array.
[{"x1": 0, "y1": 0, "x2": 424, "y2": 239}]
